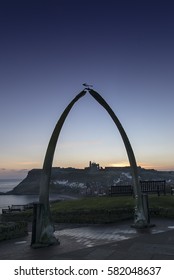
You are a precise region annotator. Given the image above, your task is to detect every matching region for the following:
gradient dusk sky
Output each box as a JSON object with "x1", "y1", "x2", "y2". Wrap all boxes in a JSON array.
[{"x1": 0, "y1": 0, "x2": 174, "y2": 179}]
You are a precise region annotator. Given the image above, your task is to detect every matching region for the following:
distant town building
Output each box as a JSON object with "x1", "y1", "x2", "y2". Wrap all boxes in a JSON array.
[{"x1": 85, "y1": 161, "x2": 100, "y2": 172}]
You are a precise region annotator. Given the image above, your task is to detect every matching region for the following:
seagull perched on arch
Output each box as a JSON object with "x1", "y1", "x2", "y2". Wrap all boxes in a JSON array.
[{"x1": 82, "y1": 83, "x2": 93, "y2": 89}]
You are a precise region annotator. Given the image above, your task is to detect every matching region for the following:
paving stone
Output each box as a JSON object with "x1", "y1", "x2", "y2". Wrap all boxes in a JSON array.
[{"x1": 0, "y1": 218, "x2": 174, "y2": 260}]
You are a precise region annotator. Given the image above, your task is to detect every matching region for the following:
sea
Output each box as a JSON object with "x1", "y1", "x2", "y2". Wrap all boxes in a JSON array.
[
  {"x1": 0, "y1": 179, "x2": 75, "y2": 214},
  {"x1": 0, "y1": 179, "x2": 39, "y2": 214}
]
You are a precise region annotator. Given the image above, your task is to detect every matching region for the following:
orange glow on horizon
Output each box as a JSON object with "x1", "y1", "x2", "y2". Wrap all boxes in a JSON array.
[
  {"x1": 107, "y1": 161, "x2": 129, "y2": 168},
  {"x1": 1, "y1": 161, "x2": 174, "y2": 174}
]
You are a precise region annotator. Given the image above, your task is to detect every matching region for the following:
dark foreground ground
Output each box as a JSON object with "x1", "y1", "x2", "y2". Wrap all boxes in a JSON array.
[{"x1": 0, "y1": 218, "x2": 174, "y2": 260}]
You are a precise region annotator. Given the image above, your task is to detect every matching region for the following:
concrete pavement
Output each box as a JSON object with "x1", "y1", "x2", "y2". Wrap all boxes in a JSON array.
[{"x1": 0, "y1": 218, "x2": 174, "y2": 260}]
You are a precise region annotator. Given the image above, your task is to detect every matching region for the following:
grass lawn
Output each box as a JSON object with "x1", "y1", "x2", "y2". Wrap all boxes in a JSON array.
[
  {"x1": 51, "y1": 195, "x2": 174, "y2": 211},
  {"x1": 1, "y1": 195, "x2": 174, "y2": 223},
  {"x1": 148, "y1": 195, "x2": 174, "y2": 208},
  {"x1": 50, "y1": 196, "x2": 135, "y2": 211},
  {"x1": 50, "y1": 195, "x2": 174, "y2": 223}
]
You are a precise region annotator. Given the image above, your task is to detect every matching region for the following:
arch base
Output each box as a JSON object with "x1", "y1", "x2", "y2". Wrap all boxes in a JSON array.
[
  {"x1": 31, "y1": 203, "x2": 59, "y2": 248},
  {"x1": 133, "y1": 194, "x2": 152, "y2": 229}
]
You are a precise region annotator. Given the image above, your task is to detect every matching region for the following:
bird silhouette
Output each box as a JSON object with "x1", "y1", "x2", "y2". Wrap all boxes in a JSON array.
[{"x1": 83, "y1": 83, "x2": 93, "y2": 88}]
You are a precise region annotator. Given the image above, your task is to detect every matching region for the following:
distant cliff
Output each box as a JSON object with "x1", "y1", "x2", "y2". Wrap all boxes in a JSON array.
[
  {"x1": 7, "y1": 169, "x2": 42, "y2": 195},
  {"x1": 7, "y1": 167, "x2": 174, "y2": 195}
]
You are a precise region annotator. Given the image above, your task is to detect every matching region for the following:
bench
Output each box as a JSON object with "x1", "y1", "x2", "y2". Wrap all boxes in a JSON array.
[
  {"x1": 171, "y1": 187, "x2": 174, "y2": 195},
  {"x1": 2, "y1": 205, "x2": 25, "y2": 213},
  {"x1": 109, "y1": 185, "x2": 133, "y2": 196},
  {"x1": 140, "y1": 180, "x2": 166, "y2": 196},
  {"x1": 109, "y1": 180, "x2": 166, "y2": 197},
  {"x1": 10, "y1": 205, "x2": 26, "y2": 211},
  {"x1": 2, "y1": 204, "x2": 33, "y2": 214}
]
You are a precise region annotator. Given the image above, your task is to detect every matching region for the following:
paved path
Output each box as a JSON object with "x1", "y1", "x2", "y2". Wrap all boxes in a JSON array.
[{"x1": 0, "y1": 218, "x2": 174, "y2": 259}]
